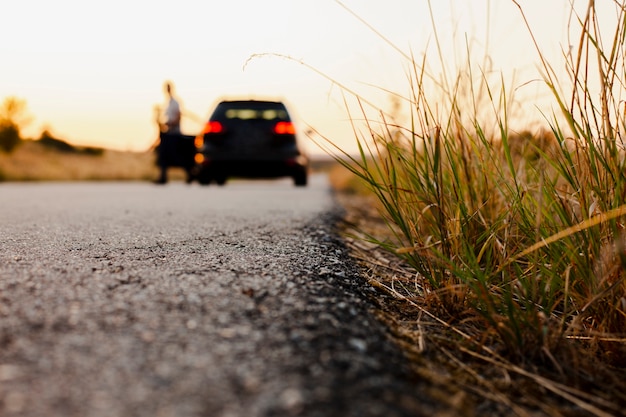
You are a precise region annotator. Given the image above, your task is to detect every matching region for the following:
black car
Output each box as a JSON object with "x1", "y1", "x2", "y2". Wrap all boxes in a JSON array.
[{"x1": 194, "y1": 99, "x2": 309, "y2": 186}]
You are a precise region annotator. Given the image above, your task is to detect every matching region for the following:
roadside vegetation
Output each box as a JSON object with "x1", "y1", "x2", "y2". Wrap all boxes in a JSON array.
[{"x1": 324, "y1": 1, "x2": 626, "y2": 415}]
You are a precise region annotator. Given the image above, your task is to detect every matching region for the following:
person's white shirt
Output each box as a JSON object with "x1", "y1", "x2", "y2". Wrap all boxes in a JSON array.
[{"x1": 164, "y1": 97, "x2": 181, "y2": 134}]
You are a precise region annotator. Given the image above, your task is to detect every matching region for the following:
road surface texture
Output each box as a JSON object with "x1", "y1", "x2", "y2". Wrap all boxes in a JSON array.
[{"x1": 0, "y1": 175, "x2": 437, "y2": 417}]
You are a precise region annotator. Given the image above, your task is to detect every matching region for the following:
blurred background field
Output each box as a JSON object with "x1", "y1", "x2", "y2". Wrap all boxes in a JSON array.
[
  {"x1": 0, "y1": 136, "x2": 339, "y2": 182},
  {"x1": 0, "y1": 139, "x2": 157, "y2": 182}
]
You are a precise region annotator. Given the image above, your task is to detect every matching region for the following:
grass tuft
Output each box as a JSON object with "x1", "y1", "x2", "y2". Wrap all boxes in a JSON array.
[{"x1": 323, "y1": 0, "x2": 626, "y2": 413}]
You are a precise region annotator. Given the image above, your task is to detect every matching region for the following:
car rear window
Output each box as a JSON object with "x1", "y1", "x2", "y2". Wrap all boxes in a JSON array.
[
  {"x1": 224, "y1": 109, "x2": 288, "y2": 120},
  {"x1": 214, "y1": 102, "x2": 290, "y2": 121}
]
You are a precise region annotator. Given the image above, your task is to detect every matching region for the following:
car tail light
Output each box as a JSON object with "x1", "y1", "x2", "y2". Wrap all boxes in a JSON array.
[
  {"x1": 273, "y1": 121, "x2": 295, "y2": 135},
  {"x1": 203, "y1": 121, "x2": 224, "y2": 134}
]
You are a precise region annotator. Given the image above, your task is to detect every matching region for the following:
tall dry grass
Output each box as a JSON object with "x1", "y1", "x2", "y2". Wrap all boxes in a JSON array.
[{"x1": 321, "y1": 0, "x2": 626, "y2": 400}]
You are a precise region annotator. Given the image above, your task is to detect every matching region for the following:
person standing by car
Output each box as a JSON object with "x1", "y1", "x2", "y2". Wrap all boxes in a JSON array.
[
  {"x1": 162, "y1": 81, "x2": 181, "y2": 134},
  {"x1": 155, "y1": 81, "x2": 184, "y2": 184}
]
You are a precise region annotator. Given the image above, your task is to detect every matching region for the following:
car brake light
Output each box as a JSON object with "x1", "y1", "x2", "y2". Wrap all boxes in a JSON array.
[
  {"x1": 203, "y1": 121, "x2": 224, "y2": 134},
  {"x1": 273, "y1": 121, "x2": 295, "y2": 135}
]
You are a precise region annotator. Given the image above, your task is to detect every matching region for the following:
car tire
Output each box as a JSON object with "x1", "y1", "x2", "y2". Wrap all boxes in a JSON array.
[
  {"x1": 215, "y1": 175, "x2": 227, "y2": 186},
  {"x1": 294, "y1": 172, "x2": 308, "y2": 187},
  {"x1": 197, "y1": 170, "x2": 213, "y2": 186}
]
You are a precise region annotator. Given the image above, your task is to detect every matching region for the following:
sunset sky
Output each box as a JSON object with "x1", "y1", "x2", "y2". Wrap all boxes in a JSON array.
[{"x1": 0, "y1": 1, "x2": 618, "y2": 155}]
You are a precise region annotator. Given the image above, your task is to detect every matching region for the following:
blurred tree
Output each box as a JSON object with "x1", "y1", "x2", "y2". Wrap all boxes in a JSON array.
[
  {"x1": 0, "y1": 97, "x2": 30, "y2": 153},
  {"x1": 0, "y1": 123, "x2": 20, "y2": 153}
]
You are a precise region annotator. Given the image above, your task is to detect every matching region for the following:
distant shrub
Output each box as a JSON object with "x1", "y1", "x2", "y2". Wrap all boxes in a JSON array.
[
  {"x1": 80, "y1": 147, "x2": 104, "y2": 156},
  {"x1": 38, "y1": 130, "x2": 76, "y2": 152},
  {"x1": 38, "y1": 130, "x2": 104, "y2": 156},
  {"x1": 0, "y1": 122, "x2": 21, "y2": 153}
]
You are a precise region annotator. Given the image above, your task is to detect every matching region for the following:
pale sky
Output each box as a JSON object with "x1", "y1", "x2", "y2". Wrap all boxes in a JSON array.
[{"x1": 0, "y1": 1, "x2": 617, "y2": 155}]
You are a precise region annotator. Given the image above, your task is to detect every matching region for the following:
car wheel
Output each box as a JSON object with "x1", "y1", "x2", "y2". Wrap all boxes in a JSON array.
[
  {"x1": 197, "y1": 170, "x2": 213, "y2": 186},
  {"x1": 215, "y1": 175, "x2": 227, "y2": 186},
  {"x1": 294, "y1": 171, "x2": 307, "y2": 187}
]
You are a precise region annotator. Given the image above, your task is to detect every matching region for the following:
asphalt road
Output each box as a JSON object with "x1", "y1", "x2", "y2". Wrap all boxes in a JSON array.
[{"x1": 0, "y1": 175, "x2": 431, "y2": 417}]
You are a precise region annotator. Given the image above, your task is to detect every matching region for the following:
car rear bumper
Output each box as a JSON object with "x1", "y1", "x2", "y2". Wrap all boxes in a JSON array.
[{"x1": 199, "y1": 157, "x2": 308, "y2": 178}]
